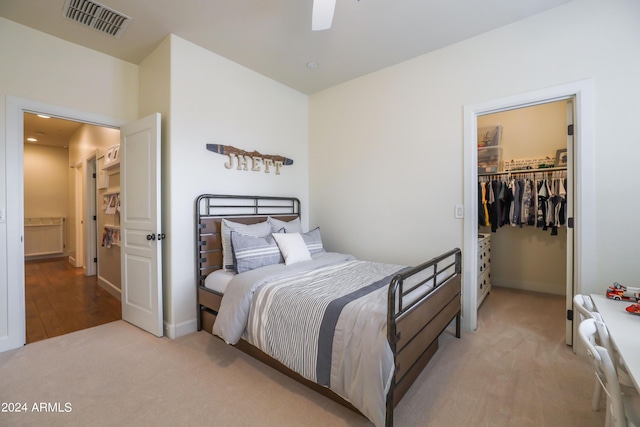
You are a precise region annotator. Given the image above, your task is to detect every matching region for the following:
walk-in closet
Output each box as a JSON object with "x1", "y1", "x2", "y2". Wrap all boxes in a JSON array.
[{"x1": 476, "y1": 100, "x2": 572, "y2": 324}]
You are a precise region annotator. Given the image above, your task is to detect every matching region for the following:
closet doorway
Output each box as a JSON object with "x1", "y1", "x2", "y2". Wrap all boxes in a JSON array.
[
  {"x1": 462, "y1": 80, "x2": 596, "y2": 347},
  {"x1": 23, "y1": 113, "x2": 122, "y2": 343},
  {"x1": 477, "y1": 100, "x2": 572, "y2": 342}
]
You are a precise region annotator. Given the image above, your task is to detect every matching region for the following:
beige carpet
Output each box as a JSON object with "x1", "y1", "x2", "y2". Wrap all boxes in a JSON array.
[{"x1": 0, "y1": 287, "x2": 605, "y2": 427}]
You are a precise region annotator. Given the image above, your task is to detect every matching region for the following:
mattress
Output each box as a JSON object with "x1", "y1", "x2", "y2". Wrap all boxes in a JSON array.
[{"x1": 204, "y1": 269, "x2": 236, "y2": 294}]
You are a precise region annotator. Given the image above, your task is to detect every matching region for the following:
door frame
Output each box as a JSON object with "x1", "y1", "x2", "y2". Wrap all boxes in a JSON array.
[
  {"x1": 462, "y1": 80, "x2": 595, "y2": 339},
  {"x1": 3, "y1": 95, "x2": 124, "y2": 352}
]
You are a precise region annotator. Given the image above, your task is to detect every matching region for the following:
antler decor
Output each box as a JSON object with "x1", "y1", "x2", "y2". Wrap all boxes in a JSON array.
[{"x1": 206, "y1": 144, "x2": 293, "y2": 175}]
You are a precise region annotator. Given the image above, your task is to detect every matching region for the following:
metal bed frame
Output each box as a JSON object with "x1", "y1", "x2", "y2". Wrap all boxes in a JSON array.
[{"x1": 195, "y1": 194, "x2": 462, "y2": 427}]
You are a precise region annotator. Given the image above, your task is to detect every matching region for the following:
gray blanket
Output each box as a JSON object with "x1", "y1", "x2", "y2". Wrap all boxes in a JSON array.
[{"x1": 212, "y1": 252, "x2": 404, "y2": 427}]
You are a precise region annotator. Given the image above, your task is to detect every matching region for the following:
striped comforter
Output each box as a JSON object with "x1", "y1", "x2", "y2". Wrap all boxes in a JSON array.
[{"x1": 212, "y1": 252, "x2": 406, "y2": 427}]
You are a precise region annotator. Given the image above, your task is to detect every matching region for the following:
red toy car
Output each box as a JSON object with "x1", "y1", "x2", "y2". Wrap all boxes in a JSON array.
[
  {"x1": 625, "y1": 304, "x2": 640, "y2": 314},
  {"x1": 607, "y1": 282, "x2": 640, "y2": 302}
]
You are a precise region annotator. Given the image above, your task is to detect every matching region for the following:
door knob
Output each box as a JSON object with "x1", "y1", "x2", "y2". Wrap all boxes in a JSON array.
[
  {"x1": 157, "y1": 233, "x2": 166, "y2": 241},
  {"x1": 146, "y1": 233, "x2": 156, "y2": 241}
]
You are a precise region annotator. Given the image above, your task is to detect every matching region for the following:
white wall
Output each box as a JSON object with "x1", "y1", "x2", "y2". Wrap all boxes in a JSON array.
[
  {"x1": 24, "y1": 144, "x2": 69, "y2": 219},
  {"x1": 68, "y1": 124, "x2": 122, "y2": 165},
  {"x1": 3, "y1": 0, "x2": 639, "y2": 348},
  {"x1": 140, "y1": 35, "x2": 309, "y2": 337},
  {"x1": 0, "y1": 17, "x2": 138, "y2": 351},
  {"x1": 309, "y1": 0, "x2": 640, "y2": 295},
  {"x1": 23, "y1": 143, "x2": 70, "y2": 258}
]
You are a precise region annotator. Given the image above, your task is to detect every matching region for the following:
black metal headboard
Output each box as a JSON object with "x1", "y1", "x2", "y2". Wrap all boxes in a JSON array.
[{"x1": 195, "y1": 194, "x2": 301, "y2": 285}]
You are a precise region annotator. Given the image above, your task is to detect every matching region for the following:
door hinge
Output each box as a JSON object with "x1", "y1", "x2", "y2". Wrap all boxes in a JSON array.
[
  {"x1": 567, "y1": 309, "x2": 573, "y2": 321},
  {"x1": 93, "y1": 173, "x2": 96, "y2": 179},
  {"x1": 568, "y1": 217, "x2": 574, "y2": 229},
  {"x1": 93, "y1": 215, "x2": 97, "y2": 221},
  {"x1": 94, "y1": 257, "x2": 97, "y2": 263},
  {"x1": 568, "y1": 124, "x2": 574, "y2": 136}
]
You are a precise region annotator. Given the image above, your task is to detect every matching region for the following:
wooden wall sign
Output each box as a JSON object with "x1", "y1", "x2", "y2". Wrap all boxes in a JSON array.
[{"x1": 206, "y1": 144, "x2": 293, "y2": 175}]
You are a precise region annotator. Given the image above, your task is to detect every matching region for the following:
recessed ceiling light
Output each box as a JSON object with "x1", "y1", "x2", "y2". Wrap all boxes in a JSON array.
[
  {"x1": 27, "y1": 137, "x2": 37, "y2": 142},
  {"x1": 306, "y1": 61, "x2": 319, "y2": 69},
  {"x1": 37, "y1": 114, "x2": 50, "y2": 119}
]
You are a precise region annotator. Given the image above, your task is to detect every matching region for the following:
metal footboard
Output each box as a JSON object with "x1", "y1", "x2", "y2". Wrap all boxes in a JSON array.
[{"x1": 385, "y1": 248, "x2": 462, "y2": 426}]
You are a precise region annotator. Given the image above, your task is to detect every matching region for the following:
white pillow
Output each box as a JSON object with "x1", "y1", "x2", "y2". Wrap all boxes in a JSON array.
[{"x1": 272, "y1": 232, "x2": 311, "y2": 265}]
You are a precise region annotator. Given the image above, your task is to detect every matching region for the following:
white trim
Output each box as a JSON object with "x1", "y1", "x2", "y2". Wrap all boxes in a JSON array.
[
  {"x1": 164, "y1": 319, "x2": 197, "y2": 339},
  {"x1": 2, "y1": 95, "x2": 125, "y2": 353},
  {"x1": 74, "y1": 161, "x2": 85, "y2": 269},
  {"x1": 4, "y1": 97, "x2": 26, "y2": 352},
  {"x1": 98, "y1": 276, "x2": 121, "y2": 300},
  {"x1": 462, "y1": 80, "x2": 595, "y2": 333},
  {"x1": 84, "y1": 154, "x2": 98, "y2": 277}
]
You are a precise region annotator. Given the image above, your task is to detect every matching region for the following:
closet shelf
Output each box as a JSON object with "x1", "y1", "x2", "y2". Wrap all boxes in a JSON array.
[
  {"x1": 478, "y1": 166, "x2": 566, "y2": 177},
  {"x1": 103, "y1": 187, "x2": 120, "y2": 196},
  {"x1": 101, "y1": 159, "x2": 120, "y2": 171}
]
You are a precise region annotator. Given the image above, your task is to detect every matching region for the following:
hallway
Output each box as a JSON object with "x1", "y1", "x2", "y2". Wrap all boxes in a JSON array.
[{"x1": 25, "y1": 258, "x2": 121, "y2": 344}]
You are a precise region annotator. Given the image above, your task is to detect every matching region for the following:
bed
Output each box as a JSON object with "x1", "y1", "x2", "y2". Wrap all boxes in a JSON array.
[{"x1": 195, "y1": 194, "x2": 461, "y2": 427}]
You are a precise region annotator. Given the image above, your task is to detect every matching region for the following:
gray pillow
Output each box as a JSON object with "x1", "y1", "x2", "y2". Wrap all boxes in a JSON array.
[
  {"x1": 301, "y1": 227, "x2": 324, "y2": 254},
  {"x1": 231, "y1": 231, "x2": 283, "y2": 273},
  {"x1": 267, "y1": 216, "x2": 303, "y2": 233},
  {"x1": 221, "y1": 219, "x2": 271, "y2": 271}
]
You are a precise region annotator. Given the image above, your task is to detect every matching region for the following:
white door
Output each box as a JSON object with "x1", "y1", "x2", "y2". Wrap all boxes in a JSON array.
[
  {"x1": 566, "y1": 99, "x2": 575, "y2": 345},
  {"x1": 74, "y1": 162, "x2": 85, "y2": 268},
  {"x1": 120, "y1": 113, "x2": 164, "y2": 337}
]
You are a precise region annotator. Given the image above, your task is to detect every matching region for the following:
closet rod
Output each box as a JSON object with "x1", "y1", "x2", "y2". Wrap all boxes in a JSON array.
[{"x1": 478, "y1": 166, "x2": 567, "y2": 177}]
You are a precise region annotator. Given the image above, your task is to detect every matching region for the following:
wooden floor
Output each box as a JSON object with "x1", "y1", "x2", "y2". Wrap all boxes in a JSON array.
[{"x1": 25, "y1": 257, "x2": 122, "y2": 344}]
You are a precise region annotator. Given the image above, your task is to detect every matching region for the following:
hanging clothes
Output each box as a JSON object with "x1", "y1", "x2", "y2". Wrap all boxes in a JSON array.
[
  {"x1": 478, "y1": 182, "x2": 486, "y2": 227},
  {"x1": 490, "y1": 180, "x2": 502, "y2": 233},
  {"x1": 500, "y1": 181, "x2": 513, "y2": 227},
  {"x1": 480, "y1": 181, "x2": 491, "y2": 227},
  {"x1": 478, "y1": 170, "x2": 567, "y2": 236}
]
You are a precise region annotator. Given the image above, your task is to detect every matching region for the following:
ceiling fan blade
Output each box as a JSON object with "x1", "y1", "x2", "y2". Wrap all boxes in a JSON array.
[{"x1": 312, "y1": 0, "x2": 336, "y2": 31}]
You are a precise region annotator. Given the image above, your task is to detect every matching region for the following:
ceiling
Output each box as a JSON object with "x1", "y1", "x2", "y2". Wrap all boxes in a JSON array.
[
  {"x1": 7, "y1": 0, "x2": 574, "y2": 149},
  {"x1": 23, "y1": 113, "x2": 84, "y2": 149},
  {"x1": 1, "y1": 0, "x2": 574, "y2": 95}
]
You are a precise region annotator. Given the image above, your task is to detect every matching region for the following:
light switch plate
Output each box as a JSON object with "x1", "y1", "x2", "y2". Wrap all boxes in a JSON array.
[{"x1": 454, "y1": 204, "x2": 464, "y2": 219}]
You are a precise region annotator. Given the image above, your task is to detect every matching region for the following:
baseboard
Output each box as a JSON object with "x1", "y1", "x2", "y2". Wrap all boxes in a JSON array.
[
  {"x1": 25, "y1": 253, "x2": 68, "y2": 261},
  {"x1": 492, "y1": 277, "x2": 565, "y2": 295},
  {"x1": 163, "y1": 318, "x2": 197, "y2": 339},
  {"x1": 97, "y1": 275, "x2": 121, "y2": 300}
]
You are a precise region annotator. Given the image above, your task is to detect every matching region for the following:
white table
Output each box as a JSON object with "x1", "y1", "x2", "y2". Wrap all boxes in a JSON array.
[{"x1": 591, "y1": 294, "x2": 640, "y2": 392}]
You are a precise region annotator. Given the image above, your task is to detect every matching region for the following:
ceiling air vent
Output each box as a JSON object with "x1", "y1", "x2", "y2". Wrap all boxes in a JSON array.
[{"x1": 62, "y1": 0, "x2": 132, "y2": 38}]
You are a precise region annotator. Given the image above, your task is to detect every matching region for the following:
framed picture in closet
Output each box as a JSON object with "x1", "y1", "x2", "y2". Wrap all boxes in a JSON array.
[
  {"x1": 105, "y1": 146, "x2": 115, "y2": 164},
  {"x1": 112, "y1": 145, "x2": 120, "y2": 162},
  {"x1": 554, "y1": 149, "x2": 568, "y2": 167}
]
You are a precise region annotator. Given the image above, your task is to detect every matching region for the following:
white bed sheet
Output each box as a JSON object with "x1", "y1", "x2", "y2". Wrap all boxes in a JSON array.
[{"x1": 204, "y1": 269, "x2": 236, "y2": 294}]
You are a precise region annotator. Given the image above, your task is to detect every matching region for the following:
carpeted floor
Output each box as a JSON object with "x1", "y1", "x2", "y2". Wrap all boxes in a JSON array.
[{"x1": 0, "y1": 286, "x2": 605, "y2": 427}]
